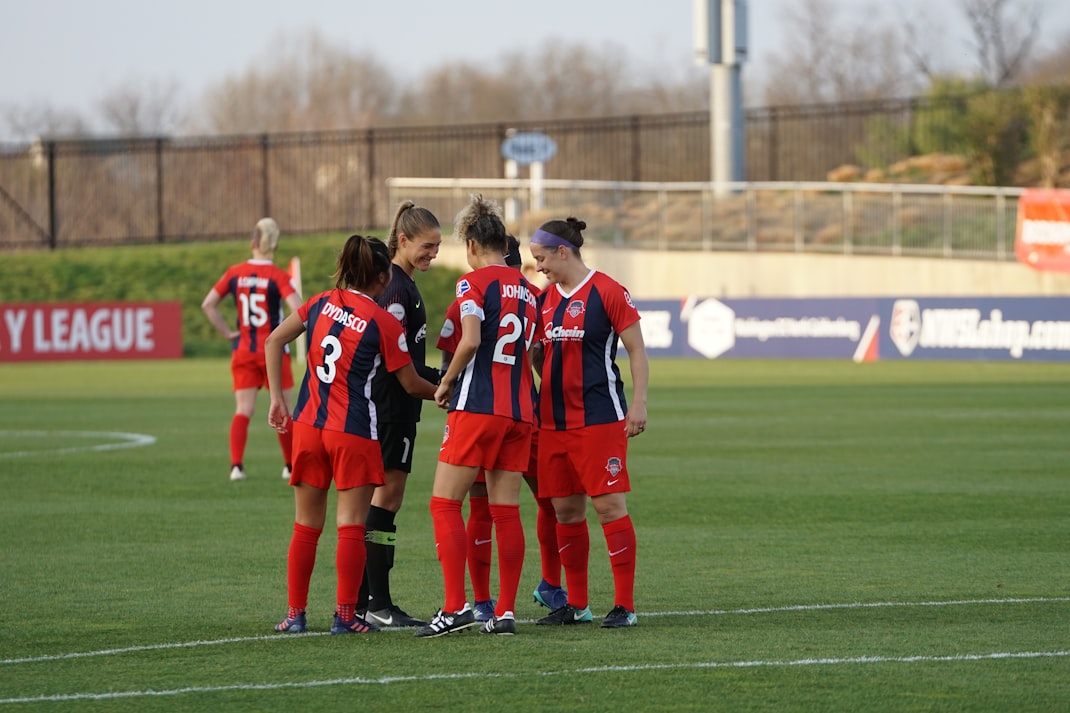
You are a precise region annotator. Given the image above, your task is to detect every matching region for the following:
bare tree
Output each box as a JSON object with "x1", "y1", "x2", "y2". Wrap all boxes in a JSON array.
[
  {"x1": 763, "y1": 0, "x2": 919, "y2": 104},
  {"x1": 394, "y1": 40, "x2": 704, "y2": 126},
  {"x1": 902, "y1": 0, "x2": 1042, "y2": 87},
  {"x1": 195, "y1": 29, "x2": 398, "y2": 135},
  {"x1": 0, "y1": 102, "x2": 91, "y2": 142},
  {"x1": 961, "y1": 0, "x2": 1041, "y2": 86},
  {"x1": 97, "y1": 78, "x2": 184, "y2": 137},
  {"x1": 1020, "y1": 28, "x2": 1070, "y2": 84}
]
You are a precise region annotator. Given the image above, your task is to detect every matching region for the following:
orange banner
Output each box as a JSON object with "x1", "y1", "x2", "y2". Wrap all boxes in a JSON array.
[{"x1": 1016, "y1": 188, "x2": 1070, "y2": 272}]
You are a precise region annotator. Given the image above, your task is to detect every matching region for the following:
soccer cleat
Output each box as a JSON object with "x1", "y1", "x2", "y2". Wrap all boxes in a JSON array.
[
  {"x1": 330, "y1": 613, "x2": 379, "y2": 634},
  {"x1": 601, "y1": 605, "x2": 638, "y2": 628},
  {"x1": 479, "y1": 613, "x2": 516, "y2": 635},
  {"x1": 473, "y1": 599, "x2": 497, "y2": 623},
  {"x1": 533, "y1": 579, "x2": 568, "y2": 610},
  {"x1": 535, "y1": 603, "x2": 594, "y2": 625},
  {"x1": 366, "y1": 604, "x2": 427, "y2": 628},
  {"x1": 413, "y1": 605, "x2": 478, "y2": 638},
  {"x1": 281, "y1": 465, "x2": 291, "y2": 480},
  {"x1": 274, "y1": 612, "x2": 307, "y2": 633},
  {"x1": 229, "y1": 466, "x2": 246, "y2": 481}
]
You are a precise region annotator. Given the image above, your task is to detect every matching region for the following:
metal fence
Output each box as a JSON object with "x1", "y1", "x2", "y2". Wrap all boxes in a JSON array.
[
  {"x1": 387, "y1": 177, "x2": 1025, "y2": 261},
  {"x1": 0, "y1": 93, "x2": 1014, "y2": 251}
]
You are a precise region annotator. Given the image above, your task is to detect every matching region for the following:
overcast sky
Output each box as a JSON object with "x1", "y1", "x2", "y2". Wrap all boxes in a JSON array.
[{"x1": 2, "y1": 0, "x2": 1069, "y2": 139}]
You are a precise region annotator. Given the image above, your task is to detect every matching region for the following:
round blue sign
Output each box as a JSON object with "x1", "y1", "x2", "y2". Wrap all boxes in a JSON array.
[{"x1": 501, "y1": 132, "x2": 557, "y2": 165}]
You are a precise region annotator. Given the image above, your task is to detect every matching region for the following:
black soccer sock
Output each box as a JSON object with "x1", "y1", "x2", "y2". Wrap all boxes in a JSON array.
[{"x1": 364, "y1": 506, "x2": 398, "y2": 610}]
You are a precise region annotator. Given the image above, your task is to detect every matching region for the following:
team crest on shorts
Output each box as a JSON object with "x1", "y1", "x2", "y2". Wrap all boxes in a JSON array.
[
  {"x1": 604, "y1": 457, "x2": 622, "y2": 477},
  {"x1": 567, "y1": 300, "x2": 585, "y2": 318}
]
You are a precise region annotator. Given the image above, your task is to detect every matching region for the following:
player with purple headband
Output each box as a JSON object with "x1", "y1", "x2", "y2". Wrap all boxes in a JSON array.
[{"x1": 529, "y1": 216, "x2": 649, "y2": 629}]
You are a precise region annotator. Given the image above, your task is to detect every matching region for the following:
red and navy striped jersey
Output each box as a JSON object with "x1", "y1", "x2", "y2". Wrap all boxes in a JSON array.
[
  {"x1": 211, "y1": 260, "x2": 297, "y2": 354},
  {"x1": 293, "y1": 288, "x2": 412, "y2": 439},
  {"x1": 448, "y1": 265, "x2": 537, "y2": 422},
  {"x1": 536, "y1": 270, "x2": 641, "y2": 430}
]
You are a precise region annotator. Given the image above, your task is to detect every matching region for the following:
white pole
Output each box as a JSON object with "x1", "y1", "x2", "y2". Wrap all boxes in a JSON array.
[
  {"x1": 504, "y1": 158, "x2": 518, "y2": 223},
  {"x1": 530, "y1": 160, "x2": 544, "y2": 212},
  {"x1": 710, "y1": 0, "x2": 745, "y2": 195}
]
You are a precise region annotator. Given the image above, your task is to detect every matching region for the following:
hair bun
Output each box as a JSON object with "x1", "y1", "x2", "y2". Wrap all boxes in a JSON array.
[{"x1": 566, "y1": 217, "x2": 587, "y2": 232}]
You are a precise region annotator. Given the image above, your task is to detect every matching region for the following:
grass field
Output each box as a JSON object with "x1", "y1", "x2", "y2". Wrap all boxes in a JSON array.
[{"x1": 1, "y1": 358, "x2": 1068, "y2": 712}]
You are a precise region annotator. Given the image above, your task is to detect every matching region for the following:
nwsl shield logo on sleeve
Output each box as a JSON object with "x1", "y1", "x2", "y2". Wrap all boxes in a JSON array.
[
  {"x1": 567, "y1": 300, "x2": 585, "y2": 318},
  {"x1": 456, "y1": 279, "x2": 471, "y2": 298}
]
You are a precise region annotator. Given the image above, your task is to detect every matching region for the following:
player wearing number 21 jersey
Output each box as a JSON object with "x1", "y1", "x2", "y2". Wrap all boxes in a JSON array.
[{"x1": 416, "y1": 195, "x2": 536, "y2": 638}]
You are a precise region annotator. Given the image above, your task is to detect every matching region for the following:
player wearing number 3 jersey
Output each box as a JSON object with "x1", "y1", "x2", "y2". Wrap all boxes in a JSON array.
[
  {"x1": 416, "y1": 195, "x2": 536, "y2": 638},
  {"x1": 201, "y1": 217, "x2": 302, "y2": 482},
  {"x1": 265, "y1": 234, "x2": 437, "y2": 635}
]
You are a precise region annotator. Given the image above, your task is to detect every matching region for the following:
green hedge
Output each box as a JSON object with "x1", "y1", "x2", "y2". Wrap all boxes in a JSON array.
[{"x1": 0, "y1": 234, "x2": 463, "y2": 358}]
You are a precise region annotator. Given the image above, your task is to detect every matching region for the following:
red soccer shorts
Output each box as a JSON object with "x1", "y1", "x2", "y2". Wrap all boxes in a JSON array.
[
  {"x1": 232, "y1": 350, "x2": 293, "y2": 391},
  {"x1": 537, "y1": 421, "x2": 631, "y2": 498},
  {"x1": 524, "y1": 428, "x2": 540, "y2": 479},
  {"x1": 290, "y1": 421, "x2": 385, "y2": 491},
  {"x1": 439, "y1": 411, "x2": 531, "y2": 473}
]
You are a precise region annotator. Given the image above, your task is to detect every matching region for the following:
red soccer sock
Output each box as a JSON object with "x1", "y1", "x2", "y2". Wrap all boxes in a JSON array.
[
  {"x1": 489, "y1": 503, "x2": 524, "y2": 615},
  {"x1": 556, "y1": 520, "x2": 590, "y2": 609},
  {"x1": 602, "y1": 515, "x2": 637, "y2": 612},
  {"x1": 535, "y1": 496, "x2": 562, "y2": 586},
  {"x1": 336, "y1": 524, "x2": 366, "y2": 617},
  {"x1": 277, "y1": 429, "x2": 293, "y2": 470},
  {"x1": 287, "y1": 522, "x2": 322, "y2": 610},
  {"x1": 466, "y1": 496, "x2": 493, "y2": 602},
  {"x1": 229, "y1": 414, "x2": 250, "y2": 466},
  {"x1": 430, "y1": 496, "x2": 468, "y2": 613}
]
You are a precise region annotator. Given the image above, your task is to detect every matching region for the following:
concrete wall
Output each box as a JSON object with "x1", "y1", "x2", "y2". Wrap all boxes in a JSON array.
[{"x1": 435, "y1": 242, "x2": 1070, "y2": 298}]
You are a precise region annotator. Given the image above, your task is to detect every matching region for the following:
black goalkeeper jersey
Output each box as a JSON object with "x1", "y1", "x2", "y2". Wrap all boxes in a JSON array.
[{"x1": 371, "y1": 263, "x2": 439, "y2": 423}]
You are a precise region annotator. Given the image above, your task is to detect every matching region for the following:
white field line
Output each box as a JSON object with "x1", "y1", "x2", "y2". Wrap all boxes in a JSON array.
[
  {"x1": 4, "y1": 596, "x2": 1067, "y2": 666},
  {"x1": 2, "y1": 650, "x2": 1068, "y2": 704},
  {"x1": 0, "y1": 430, "x2": 156, "y2": 459}
]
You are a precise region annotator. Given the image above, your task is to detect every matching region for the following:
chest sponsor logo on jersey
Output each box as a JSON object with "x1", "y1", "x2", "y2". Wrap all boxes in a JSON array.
[
  {"x1": 415, "y1": 323, "x2": 427, "y2": 344},
  {"x1": 545, "y1": 323, "x2": 585, "y2": 340},
  {"x1": 387, "y1": 303, "x2": 405, "y2": 323},
  {"x1": 566, "y1": 299, "x2": 585, "y2": 318}
]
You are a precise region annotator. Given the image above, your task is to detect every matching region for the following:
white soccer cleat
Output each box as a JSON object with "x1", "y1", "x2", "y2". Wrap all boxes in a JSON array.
[{"x1": 229, "y1": 466, "x2": 247, "y2": 481}]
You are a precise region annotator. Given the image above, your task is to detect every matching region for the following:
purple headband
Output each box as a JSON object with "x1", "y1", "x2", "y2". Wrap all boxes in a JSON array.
[{"x1": 530, "y1": 228, "x2": 575, "y2": 250}]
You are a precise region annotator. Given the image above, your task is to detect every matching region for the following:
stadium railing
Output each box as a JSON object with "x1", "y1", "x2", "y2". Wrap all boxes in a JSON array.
[{"x1": 387, "y1": 177, "x2": 1025, "y2": 261}]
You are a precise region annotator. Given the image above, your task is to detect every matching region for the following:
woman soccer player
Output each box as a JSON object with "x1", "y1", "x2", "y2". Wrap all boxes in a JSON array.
[
  {"x1": 201, "y1": 217, "x2": 302, "y2": 481},
  {"x1": 266, "y1": 234, "x2": 437, "y2": 635},
  {"x1": 529, "y1": 217, "x2": 649, "y2": 629},
  {"x1": 361, "y1": 200, "x2": 443, "y2": 629},
  {"x1": 415, "y1": 196, "x2": 538, "y2": 637}
]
